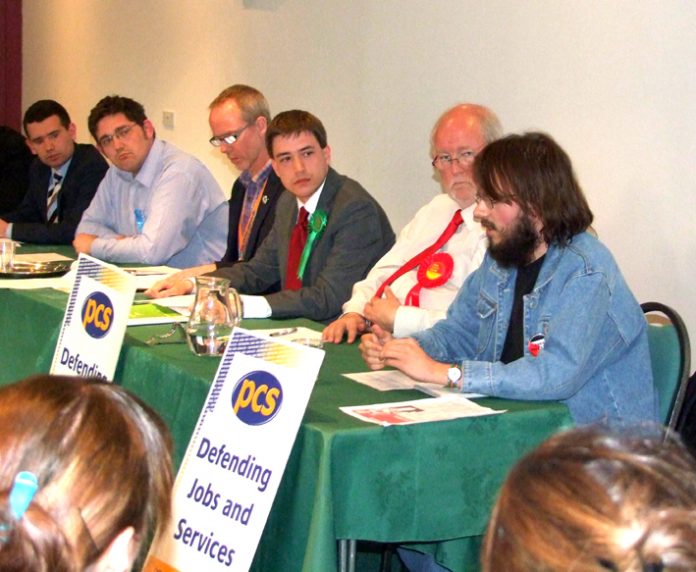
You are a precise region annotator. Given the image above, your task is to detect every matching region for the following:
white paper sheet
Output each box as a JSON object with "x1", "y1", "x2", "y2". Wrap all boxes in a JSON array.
[
  {"x1": 341, "y1": 396, "x2": 504, "y2": 426},
  {"x1": 343, "y1": 369, "x2": 484, "y2": 399}
]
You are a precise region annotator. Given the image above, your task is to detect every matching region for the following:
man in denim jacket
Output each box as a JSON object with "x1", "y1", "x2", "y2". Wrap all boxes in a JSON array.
[{"x1": 361, "y1": 132, "x2": 656, "y2": 426}]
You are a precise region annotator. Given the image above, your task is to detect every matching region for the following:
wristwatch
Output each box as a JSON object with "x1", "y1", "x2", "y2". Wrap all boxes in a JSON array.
[{"x1": 447, "y1": 363, "x2": 462, "y2": 388}]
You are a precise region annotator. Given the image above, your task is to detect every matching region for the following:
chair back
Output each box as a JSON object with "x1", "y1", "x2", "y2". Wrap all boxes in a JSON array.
[{"x1": 641, "y1": 302, "x2": 691, "y2": 428}]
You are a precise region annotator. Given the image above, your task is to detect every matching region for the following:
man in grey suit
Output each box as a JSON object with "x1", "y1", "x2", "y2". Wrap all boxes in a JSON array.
[{"x1": 148, "y1": 110, "x2": 394, "y2": 322}]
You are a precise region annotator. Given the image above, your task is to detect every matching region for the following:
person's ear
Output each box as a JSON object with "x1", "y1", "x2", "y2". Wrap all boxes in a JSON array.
[
  {"x1": 94, "y1": 526, "x2": 137, "y2": 572},
  {"x1": 143, "y1": 119, "x2": 156, "y2": 140},
  {"x1": 255, "y1": 115, "x2": 268, "y2": 136}
]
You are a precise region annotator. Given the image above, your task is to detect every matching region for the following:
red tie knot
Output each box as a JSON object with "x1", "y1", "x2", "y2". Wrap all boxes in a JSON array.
[{"x1": 298, "y1": 207, "x2": 309, "y2": 227}]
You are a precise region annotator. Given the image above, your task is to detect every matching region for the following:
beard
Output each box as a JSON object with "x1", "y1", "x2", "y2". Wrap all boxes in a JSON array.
[{"x1": 484, "y1": 213, "x2": 540, "y2": 268}]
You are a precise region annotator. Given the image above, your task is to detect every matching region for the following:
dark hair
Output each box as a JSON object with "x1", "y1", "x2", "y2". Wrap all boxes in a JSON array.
[
  {"x1": 22, "y1": 100, "x2": 71, "y2": 135},
  {"x1": 482, "y1": 425, "x2": 696, "y2": 572},
  {"x1": 88, "y1": 95, "x2": 148, "y2": 139},
  {"x1": 474, "y1": 132, "x2": 593, "y2": 246},
  {"x1": 209, "y1": 84, "x2": 271, "y2": 124},
  {"x1": 265, "y1": 109, "x2": 327, "y2": 157},
  {"x1": 0, "y1": 375, "x2": 173, "y2": 572}
]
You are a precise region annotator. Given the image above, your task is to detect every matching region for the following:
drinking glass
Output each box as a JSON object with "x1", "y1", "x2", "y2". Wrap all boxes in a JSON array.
[{"x1": 0, "y1": 239, "x2": 15, "y2": 272}]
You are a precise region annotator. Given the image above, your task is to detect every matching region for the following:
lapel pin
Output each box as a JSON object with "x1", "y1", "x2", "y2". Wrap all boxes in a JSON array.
[{"x1": 528, "y1": 334, "x2": 545, "y2": 357}]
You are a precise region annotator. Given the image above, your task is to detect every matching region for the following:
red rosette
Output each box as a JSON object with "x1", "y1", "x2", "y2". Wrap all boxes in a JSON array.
[{"x1": 404, "y1": 252, "x2": 454, "y2": 307}]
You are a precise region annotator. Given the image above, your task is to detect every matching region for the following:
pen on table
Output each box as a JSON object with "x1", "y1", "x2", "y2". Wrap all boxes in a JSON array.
[
  {"x1": 269, "y1": 327, "x2": 298, "y2": 337},
  {"x1": 125, "y1": 268, "x2": 169, "y2": 276}
]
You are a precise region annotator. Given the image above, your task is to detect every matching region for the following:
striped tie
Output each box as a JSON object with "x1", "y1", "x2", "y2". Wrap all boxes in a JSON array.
[{"x1": 46, "y1": 172, "x2": 63, "y2": 224}]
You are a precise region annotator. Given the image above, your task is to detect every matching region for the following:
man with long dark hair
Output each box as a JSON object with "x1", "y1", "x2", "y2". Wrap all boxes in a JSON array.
[{"x1": 361, "y1": 132, "x2": 656, "y2": 426}]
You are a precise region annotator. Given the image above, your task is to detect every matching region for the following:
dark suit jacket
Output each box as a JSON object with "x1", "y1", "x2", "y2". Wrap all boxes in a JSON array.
[
  {"x1": 0, "y1": 126, "x2": 33, "y2": 215},
  {"x1": 211, "y1": 167, "x2": 395, "y2": 322},
  {"x1": 4, "y1": 143, "x2": 108, "y2": 244},
  {"x1": 217, "y1": 169, "x2": 285, "y2": 265}
]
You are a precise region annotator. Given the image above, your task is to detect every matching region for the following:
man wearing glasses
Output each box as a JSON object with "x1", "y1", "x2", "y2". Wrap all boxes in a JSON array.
[
  {"x1": 323, "y1": 104, "x2": 501, "y2": 343},
  {"x1": 74, "y1": 95, "x2": 228, "y2": 268},
  {"x1": 148, "y1": 110, "x2": 395, "y2": 323},
  {"x1": 145, "y1": 85, "x2": 284, "y2": 294},
  {"x1": 0, "y1": 100, "x2": 108, "y2": 244},
  {"x1": 361, "y1": 132, "x2": 656, "y2": 425}
]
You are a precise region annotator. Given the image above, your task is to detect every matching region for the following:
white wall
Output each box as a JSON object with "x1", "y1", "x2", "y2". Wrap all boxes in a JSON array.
[{"x1": 23, "y1": 0, "x2": 696, "y2": 360}]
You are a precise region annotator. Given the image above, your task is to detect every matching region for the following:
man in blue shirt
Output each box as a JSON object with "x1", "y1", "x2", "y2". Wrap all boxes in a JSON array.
[
  {"x1": 361, "y1": 132, "x2": 656, "y2": 427},
  {"x1": 74, "y1": 95, "x2": 228, "y2": 268}
]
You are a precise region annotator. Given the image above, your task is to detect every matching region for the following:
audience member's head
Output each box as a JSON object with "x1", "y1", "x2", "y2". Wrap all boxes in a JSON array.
[
  {"x1": 429, "y1": 103, "x2": 502, "y2": 208},
  {"x1": 482, "y1": 425, "x2": 696, "y2": 572},
  {"x1": 88, "y1": 95, "x2": 154, "y2": 174},
  {"x1": 208, "y1": 84, "x2": 271, "y2": 175},
  {"x1": 0, "y1": 374, "x2": 173, "y2": 572},
  {"x1": 22, "y1": 100, "x2": 77, "y2": 170}
]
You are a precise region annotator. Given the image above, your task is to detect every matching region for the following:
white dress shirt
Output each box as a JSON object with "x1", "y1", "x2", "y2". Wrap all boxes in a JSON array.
[{"x1": 342, "y1": 193, "x2": 486, "y2": 337}]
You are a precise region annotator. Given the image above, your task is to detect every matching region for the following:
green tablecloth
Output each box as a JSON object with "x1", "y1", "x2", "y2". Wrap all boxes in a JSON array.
[{"x1": 0, "y1": 252, "x2": 573, "y2": 571}]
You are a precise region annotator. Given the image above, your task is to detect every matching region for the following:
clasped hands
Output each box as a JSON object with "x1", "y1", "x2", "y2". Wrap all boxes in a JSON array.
[
  {"x1": 322, "y1": 285, "x2": 400, "y2": 344},
  {"x1": 359, "y1": 324, "x2": 448, "y2": 385}
]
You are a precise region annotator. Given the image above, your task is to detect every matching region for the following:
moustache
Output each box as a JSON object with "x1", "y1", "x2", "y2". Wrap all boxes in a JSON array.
[{"x1": 480, "y1": 219, "x2": 496, "y2": 231}]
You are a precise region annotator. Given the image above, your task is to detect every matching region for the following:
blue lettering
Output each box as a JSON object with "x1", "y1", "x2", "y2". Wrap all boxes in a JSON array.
[{"x1": 196, "y1": 437, "x2": 210, "y2": 459}]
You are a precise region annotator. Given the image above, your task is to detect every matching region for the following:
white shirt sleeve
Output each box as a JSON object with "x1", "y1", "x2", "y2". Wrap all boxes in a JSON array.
[
  {"x1": 342, "y1": 194, "x2": 486, "y2": 337},
  {"x1": 240, "y1": 294, "x2": 272, "y2": 318}
]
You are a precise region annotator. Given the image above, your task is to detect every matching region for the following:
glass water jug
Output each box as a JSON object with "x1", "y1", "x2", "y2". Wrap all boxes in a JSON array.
[{"x1": 186, "y1": 276, "x2": 242, "y2": 356}]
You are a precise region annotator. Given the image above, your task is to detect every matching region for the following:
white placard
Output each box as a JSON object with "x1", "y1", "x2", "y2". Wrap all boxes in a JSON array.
[
  {"x1": 145, "y1": 327, "x2": 324, "y2": 572},
  {"x1": 50, "y1": 254, "x2": 136, "y2": 381}
]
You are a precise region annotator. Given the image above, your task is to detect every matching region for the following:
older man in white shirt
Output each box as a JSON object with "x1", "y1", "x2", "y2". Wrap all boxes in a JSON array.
[{"x1": 323, "y1": 103, "x2": 502, "y2": 343}]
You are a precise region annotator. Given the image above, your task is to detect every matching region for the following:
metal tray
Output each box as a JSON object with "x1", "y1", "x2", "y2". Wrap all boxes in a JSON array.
[{"x1": 0, "y1": 260, "x2": 72, "y2": 278}]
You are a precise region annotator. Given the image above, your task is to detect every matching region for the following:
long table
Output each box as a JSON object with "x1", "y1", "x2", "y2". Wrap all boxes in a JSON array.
[{"x1": 0, "y1": 249, "x2": 573, "y2": 571}]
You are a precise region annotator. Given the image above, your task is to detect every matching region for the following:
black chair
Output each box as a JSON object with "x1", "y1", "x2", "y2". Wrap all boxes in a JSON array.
[{"x1": 641, "y1": 302, "x2": 691, "y2": 429}]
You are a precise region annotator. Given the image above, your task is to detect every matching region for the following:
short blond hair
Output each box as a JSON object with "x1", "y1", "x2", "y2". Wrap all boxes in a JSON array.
[{"x1": 209, "y1": 84, "x2": 270, "y2": 124}]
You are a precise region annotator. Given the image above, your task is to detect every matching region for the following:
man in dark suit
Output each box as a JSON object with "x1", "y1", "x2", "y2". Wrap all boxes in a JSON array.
[
  {"x1": 0, "y1": 125, "x2": 33, "y2": 215},
  {"x1": 211, "y1": 85, "x2": 284, "y2": 268},
  {"x1": 0, "y1": 100, "x2": 108, "y2": 244},
  {"x1": 144, "y1": 85, "x2": 284, "y2": 288},
  {"x1": 148, "y1": 110, "x2": 395, "y2": 323}
]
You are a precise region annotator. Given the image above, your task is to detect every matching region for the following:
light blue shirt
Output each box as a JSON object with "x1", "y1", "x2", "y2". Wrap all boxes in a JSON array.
[
  {"x1": 414, "y1": 232, "x2": 657, "y2": 425},
  {"x1": 77, "y1": 139, "x2": 228, "y2": 268}
]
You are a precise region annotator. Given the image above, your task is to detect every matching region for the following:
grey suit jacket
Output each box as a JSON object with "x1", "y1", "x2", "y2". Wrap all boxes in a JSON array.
[{"x1": 211, "y1": 167, "x2": 395, "y2": 322}]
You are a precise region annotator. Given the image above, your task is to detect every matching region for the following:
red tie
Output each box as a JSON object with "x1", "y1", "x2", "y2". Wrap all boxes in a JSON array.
[
  {"x1": 286, "y1": 207, "x2": 309, "y2": 290},
  {"x1": 374, "y1": 209, "x2": 463, "y2": 299}
]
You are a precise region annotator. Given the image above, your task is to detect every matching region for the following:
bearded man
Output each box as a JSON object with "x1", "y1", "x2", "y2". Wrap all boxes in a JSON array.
[{"x1": 359, "y1": 132, "x2": 656, "y2": 426}]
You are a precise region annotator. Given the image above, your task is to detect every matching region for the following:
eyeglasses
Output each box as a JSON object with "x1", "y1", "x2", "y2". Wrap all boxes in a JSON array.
[
  {"x1": 97, "y1": 123, "x2": 138, "y2": 148},
  {"x1": 431, "y1": 150, "x2": 477, "y2": 170},
  {"x1": 209, "y1": 124, "x2": 251, "y2": 147},
  {"x1": 474, "y1": 193, "x2": 498, "y2": 209}
]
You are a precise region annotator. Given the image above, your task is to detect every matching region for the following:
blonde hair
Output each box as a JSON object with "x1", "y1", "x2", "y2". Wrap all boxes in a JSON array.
[
  {"x1": 209, "y1": 84, "x2": 270, "y2": 124},
  {"x1": 482, "y1": 425, "x2": 696, "y2": 572},
  {"x1": 0, "y1": 375, "x2": 173, "y2": 571}
]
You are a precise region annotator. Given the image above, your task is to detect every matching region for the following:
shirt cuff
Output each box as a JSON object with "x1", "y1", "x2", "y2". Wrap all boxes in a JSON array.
[
  {"x1": 393, "y1": 306, "x2": 446, "y2": 338},
  {"x1": 240, "y1": 295, "x2": 272, "y2": 319}
]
